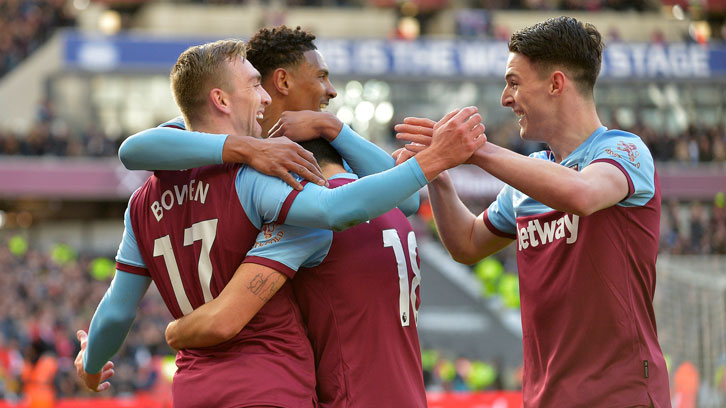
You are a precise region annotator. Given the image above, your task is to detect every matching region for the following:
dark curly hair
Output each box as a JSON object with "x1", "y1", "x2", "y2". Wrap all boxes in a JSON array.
[
  {"x1": 246, "y1": 26, "x2": 317, "y2": 80},
  {"x1": 509, "y1": 16, "x2": 604, "y2": 97}
]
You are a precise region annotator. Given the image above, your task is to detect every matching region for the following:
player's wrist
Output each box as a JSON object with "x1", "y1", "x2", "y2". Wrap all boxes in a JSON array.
[
  {"x1": 320, "y1": 112, "x2": 344, "y2": 142},
  {"x1": 222, "y1": 136, "x2": 255, "y2": 164},
  {"x1": 414, "y1": 149, "x2": 448, "y2": 182}
]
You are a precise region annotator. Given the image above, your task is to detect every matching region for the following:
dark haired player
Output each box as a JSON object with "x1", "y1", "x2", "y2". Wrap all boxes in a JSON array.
[
  {"x1": 75, "y1": 37, "x2": 484, "y2": 408},
  {"x1": 397, "y1": 17, "x2": 669, "y2": 407},
  {"x1": 119, "y1": 26, "x2": 430, "y2": 406}
]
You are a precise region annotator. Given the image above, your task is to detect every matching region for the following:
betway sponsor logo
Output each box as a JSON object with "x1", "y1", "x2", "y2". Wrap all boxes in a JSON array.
[{"x1": 517, "y1": 214, "x2": 579, "y2": 251}]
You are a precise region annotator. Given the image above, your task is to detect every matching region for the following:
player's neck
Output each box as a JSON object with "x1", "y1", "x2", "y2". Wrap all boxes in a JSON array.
[
  {"x1": 259, "y1": 103, "x2": 284, "y2": 138},
  {"x1": 321, "y1": 163, "x2": 347, "y2": 179},
  {"x1": 548, "y1": 99, "x2": 602, "y2": 162}
]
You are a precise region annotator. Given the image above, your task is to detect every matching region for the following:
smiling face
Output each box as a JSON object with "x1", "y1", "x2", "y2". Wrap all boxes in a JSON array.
[
  {"x1": 501, "y1": 52, "x2": 558, "y2": 143},
  {"x1": 225, "y1": 57, "x2": 271, "y2": 138},
  {"x1": 285, "y1": 50, "x2": 337, "y2": 112}
]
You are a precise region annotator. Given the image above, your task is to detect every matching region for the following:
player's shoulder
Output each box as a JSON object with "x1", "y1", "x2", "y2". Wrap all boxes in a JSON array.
[
  {"x1": 595, "y1": 128, "x2": 653, "y2": 161},
  {"x1": 158, "y1": 116, "x2": 186, "y2": 130}
]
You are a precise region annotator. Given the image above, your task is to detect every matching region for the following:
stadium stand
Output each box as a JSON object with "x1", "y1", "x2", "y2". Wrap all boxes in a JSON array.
[{"x1": 0, "y1": 0, "x2": 74, "y2": 79}]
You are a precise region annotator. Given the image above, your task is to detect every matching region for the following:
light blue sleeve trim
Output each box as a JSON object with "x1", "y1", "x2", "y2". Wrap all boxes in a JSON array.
[
  {"x1": 84, "y1": 270, "x2": 152, "y2": 373},
  {"x1": 247, "y1": 225, "x2": 333, "y2": 271},
  {"x1": 285, "y1": 157, "x2": 427, "y2": 231},
  {"x1": 118, "y1": 121, "x2": 226, "y2": 171},
  {"x1": 330, "y1": 124, "x2": 420, "y2": 216},
  {"x1": 235, "y1": 166, "x2": 296, "y2": 229},
  {"x1": 590, "y1": 131, "x2": 656, "y2": 207},
  {"x1": 115, "y1": 191, "x2": 146, "y2": 268},
  {"x1": 486, "y1": 184, "x2": 517, "y2": 235}
]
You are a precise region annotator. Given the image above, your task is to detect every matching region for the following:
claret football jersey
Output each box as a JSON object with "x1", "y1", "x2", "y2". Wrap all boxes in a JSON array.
[
  {"x1": 248, "y1": 175, "x2": 427, "y2": 407},
  {"x1": 115, "y1": 162, "x2": 317, "y2": 408},
  {"x1": 483, "y1": 127, "x2": 670, "y2": 407}
]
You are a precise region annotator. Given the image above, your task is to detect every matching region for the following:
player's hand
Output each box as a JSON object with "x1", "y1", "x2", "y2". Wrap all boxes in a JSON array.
[
  {"x1": 394, "y1": 116, "x2": 437, "y2": 146},
  {"x1": 404, "y1": 107, "x2": 487, "y2": 181},
  {"x1": 74, "y1": 330, "x2": 114, "y2": 392},
  {"x1": 268, "y1": 111, "x2": 343, "y2": 142},
  {"x1": 165, "y1": 321, "x2": 180, "y2": 351},
  {"x1": 392, "y1": 145, "x2": 424, "y2": 166},
  {"x1": 237, "y1": 136, "x2": 327, "y2": 190}
]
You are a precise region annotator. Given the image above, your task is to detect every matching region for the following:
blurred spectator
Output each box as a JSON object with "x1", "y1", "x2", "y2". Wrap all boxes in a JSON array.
[
  {"x1": 0, "y1": 0, "x2": 74, "y2": 79},
  {"x1": 0, "y1": 238, "x2": 173, "y2": 399}
]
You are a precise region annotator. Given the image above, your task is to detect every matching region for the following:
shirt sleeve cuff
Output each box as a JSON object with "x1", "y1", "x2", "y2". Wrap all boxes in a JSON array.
[
  {"x1": 482, "y1": 210, "x2": 517, "y2": 240},
  {"x1": 329, "y1": 123, "x2": 355, "y2": 149}
]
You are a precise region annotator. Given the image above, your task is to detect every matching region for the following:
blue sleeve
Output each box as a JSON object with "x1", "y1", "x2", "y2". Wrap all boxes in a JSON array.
[
  {"x1": 118, "y1": 117, "x2": 226, "y2": 171},
  {"x1": 285, "y1": 158, "x2": 428, "y2": 231},
  {"x1": 590, "y1": 131, "x2": 656, "y2": 207},
  {"x1": 247, "y1": 224, "x2": 333, "y2": 272},
  {"x1": 330, "y1": 124, "x2": 420, "y2": 216},
  {"x1": 485, "y1": 184, "x2": 517, "y2": 235},
  {"x1": 83, "y1": 270, "x2": 152, "y2": 373},
  {"x1": 115, "y1": 192, "x2": 146, "y2": 268},
  {"x1": 235, "y1": 166, "x2": 297, "y2": 229}
]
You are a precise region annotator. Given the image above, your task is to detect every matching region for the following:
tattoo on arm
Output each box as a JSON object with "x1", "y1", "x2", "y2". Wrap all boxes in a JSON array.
[{"x1": 247, "y1": 272, "x2": 283, "y2": 301}]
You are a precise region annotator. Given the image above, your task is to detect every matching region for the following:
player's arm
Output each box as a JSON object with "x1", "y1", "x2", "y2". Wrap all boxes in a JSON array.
[
  {"x1": 165, "y1": 263, "x2": 287, "y2": 349},
  {"x1": 76, "y1": 270, "x2": 152, "y2": 391},
  {"x1": 397, "y1": 117, "x2": 628, "y2": 216},
  {"x1": 268, "y1": 111, "x2": 419, "y2": 215},
  {"x1": 165, "y1": 225, "x2": 330, "y2": 349},
  {"x1": 279, "y1": 107, "x2": 486, "y2": 231},
  {"x1": 467, "y1": 144, "x2": 628, "y2": 216},
  {"x1": 427, "y1": 172, "x2": 513, "y2": 264},
  {"x1": 118, "y1": 118, "x2": 324, "y2": 190}
]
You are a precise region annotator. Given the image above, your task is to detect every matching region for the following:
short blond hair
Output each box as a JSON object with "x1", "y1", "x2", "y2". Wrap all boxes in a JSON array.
[{"x1": 170, "y1": 39, "x2": 247, "y2": 125}]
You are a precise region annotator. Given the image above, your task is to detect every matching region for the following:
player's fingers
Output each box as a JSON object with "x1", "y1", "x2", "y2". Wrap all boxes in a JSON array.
[
  {"x1": 396, "y1": 133, "x2": 433, "y2": 145},
  {"x1": 103, "y1": 361, "x2": 114, "y2": 370},
  {"x1": 404, "y1": 143, "x2": 427, "y2": 153},
  {"x1": 100, "y1": 368, "x2": 115, "y2": 382},
  {"x1": 402, "y1": 117, "x2": 436, "y2": 128},
  {"x1": 437, "y1": 108, "x2": 461, "y2": 124},
  {"x1": 293, "y1": 147, "x2": 324, "y2": 180},
  {"x1": 96, "y1": 382, "x2": 111, "y2": 392},
  {"x1": 449, "y1": 106, "x2": 478, "y2": 125},
  {"x1": 267, "y1": 121, "x2": 284, "y2": 138},
  {"x1": 76, "y1": 330, "x2": 87, "y2": 345},
  {"x1": 464, "y1": 113, "x2": 483, "y2": 130},
  {"x1": 393, "y1": 123, "x2": 434, "y2": 137},
  {"x1": 292, "y1": 164, "x2": 326, "y2": 188},
  {"x1": 276, "y1": 170, "x2": 304, "y2": 191}
]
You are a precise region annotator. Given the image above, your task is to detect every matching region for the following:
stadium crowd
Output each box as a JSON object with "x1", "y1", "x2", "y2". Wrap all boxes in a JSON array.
[
  {"x1": 0, "y1": 0, "x2": 74, "y2": 79},
  {"x1": 0, "y1": 239, "x2": 172, "y2": 402}
]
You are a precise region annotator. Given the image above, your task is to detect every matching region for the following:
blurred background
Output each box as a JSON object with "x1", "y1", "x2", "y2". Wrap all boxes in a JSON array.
[{"x1": 0, "y1": 0, "x2": 725, "y2": 407}]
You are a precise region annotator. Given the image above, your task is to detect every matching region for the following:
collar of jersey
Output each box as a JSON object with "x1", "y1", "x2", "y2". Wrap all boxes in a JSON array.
[
  {"x1": 329, "y1": 172, "x2": 359, "y2": 180},
  {"x1": 557, "y1": 126, "x2": 609, "y2": 164}
]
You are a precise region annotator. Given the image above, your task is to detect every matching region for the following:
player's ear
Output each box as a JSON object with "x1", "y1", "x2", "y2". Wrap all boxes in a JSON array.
[
  {"x1": 271, "y1": 68, "x2": 290, "y2": 96},
  {"x1": 209, "y1": 88, "x2": 231, "y2": 114},
  {"x1": 551, "y1": 71, "x2": 566, "y2": 96}
]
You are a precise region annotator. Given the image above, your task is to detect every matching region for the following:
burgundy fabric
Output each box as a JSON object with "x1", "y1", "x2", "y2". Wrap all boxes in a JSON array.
[
  {"x1": 124, "y1": 164, "x2": 315, "y2": 408},
  {"x1": 512, "y1": 171, "x2": 669, "y2": 407},
  {"x1": 292, "y1": 178, "x2": 427, "y2": 408}
]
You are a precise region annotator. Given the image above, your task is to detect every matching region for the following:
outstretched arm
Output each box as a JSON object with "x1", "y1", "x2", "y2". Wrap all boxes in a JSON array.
[
  {"x1": 281, "y1": 107, "x2": 486, "y2": 231},
  {"x1": 427, "y1": 172, "x2": 513, "y2": 264},
  {"x1": 268, "y1": 111, "x2": 419, "y2": 215},
  {"x1": 119, "y1": 121, "x2": 325, "y2": 190},
  {"x1": 396, "y1": 117, "x2": 629, "y2": 216},
  {"x1": 165, "y1": 263, "x2": 286, "y2": 350},
  {"x1": 76, "y1": 271, "x2": 151, "y2": 391}
]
